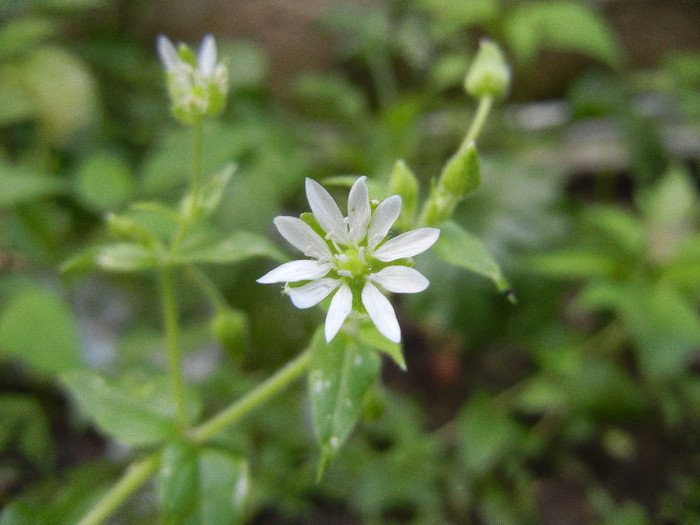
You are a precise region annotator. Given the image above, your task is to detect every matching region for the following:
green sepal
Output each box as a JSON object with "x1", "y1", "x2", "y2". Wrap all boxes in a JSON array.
[
  {"x1": 308, "y1": 328, "x2": 381, "y2": 479},
  {"x1": 357, "y1": 320, "x2": 406, "y2": 370},
  {"x1": 433, "y1": 221, "x2": 514, "y2": 302},
  {"x1": 439, "y1": 141, "x2": 480, "y2": 198}
]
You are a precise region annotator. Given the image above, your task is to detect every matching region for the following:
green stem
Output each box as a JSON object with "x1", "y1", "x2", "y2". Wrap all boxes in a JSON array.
[
  {"x1": 159, "y1": 266, "x2": 187, "y2": 429},
  {"x1": 461, "y1": 95, "x2": 493, "y2": 150},
  {"x1": 190, "y1": 118, "x2": 203, "y2": 208},
  {"x1": 76, "y1": 454, "x2": 160, "y2": 525},
  {"x1": 192, "y1": 348, "x2": 312, "y2": 443}
]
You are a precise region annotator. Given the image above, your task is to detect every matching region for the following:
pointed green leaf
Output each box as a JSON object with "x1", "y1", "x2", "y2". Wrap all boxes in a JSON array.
[
  {"x1": 60, "y1": 370, "x2": 201, "y2": 446},
  {"x1": 73, "y1": 153, "x2": 135, "y2": 212},
  {"x1": 94, "y1": 242, "x2": 157, "y2": 272},
  {"x1": 175, "y1": 231, "x2": 287, "y2": 265},
  {"x1": 434, "y1": 221, "x2": 514, "y2": 300},
  {"x1": 308, "y1": 328, "x2": 381, "y2": 477},
  {"x1": 0, "y1": 284, "x2": 81, "y2": 374},
  {"x1": 181, "y1": 163, "x2": 236, "y2": 218}
]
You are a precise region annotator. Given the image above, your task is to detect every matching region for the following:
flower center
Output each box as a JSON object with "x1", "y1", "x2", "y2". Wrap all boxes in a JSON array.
[{"x1": 334, "y1": 246, "x2": 368, "y2": 278}]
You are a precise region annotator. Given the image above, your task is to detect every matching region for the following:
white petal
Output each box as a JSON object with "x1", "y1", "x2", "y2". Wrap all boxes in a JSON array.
[
  {"x1": 287, "y1": 278, "x2": 339, "y2": 309},
  {"x1": 367, "y1": 195, "x2": 402, "y2": 251},
  {"x1": 347, "y1": 176, "x2": 371, "y2": 243},
  {"x1": 157, "y1": 35, "x2": 181, "y2": 72},
  {"x1": 257, "y1": 260, "x2": 331, "y2": 284},
  {"x1": 373, "y1": 227, "x2": 440, "y2": 262},
  {"x1": 371, "y1": 266, "x2": 429, "y2": 293},
  {"x1": 305, "y1": 178, "x2": 348, "y2": 243},
  {"x1": 197, "y1": 34, "x2": 217, "y2": 77},
  {"x1": 361, "y1": 281, "x2": 401, "y2": 343},
  {"x1": 273, "y1": 216, "x2": 332, "y2": 261},
  {"x1": 325, "y1": 283, "x2": 353, "y2": 342}
]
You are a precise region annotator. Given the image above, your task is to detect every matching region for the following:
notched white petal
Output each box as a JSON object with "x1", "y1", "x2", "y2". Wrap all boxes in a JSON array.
[
  {"x1": 347, "y1": 176, "x2": 371, "y2": 243},
  {"x1": 371, "y1": 266, "x2": 429, "y2": 293},
  {"x1": 273, "y1": 216, "x2": 332, "y2": 261},
  {"x1": 325, "y1": 283, "x2": 352, "y2": 342},
  {"x1": 373, "y1": 227, "x2": 440, "y2": 262},
  {"x1": 367, "y1": 195, "x2": 402, "y2": 250},
  {"x1": 257, "y1": 260, "x2": 330, "y2": 284},
  {"x1": 287, "y1": 278, "x2": 339, "y2": 309},
  {"x1": 305, "y1": 178, "x2": 347, "y2": 243},
  {"x1": 361, "y1": 281, "x2": 401, "y2": 343},
  {"x1": 197, "y1": 34, "x2": 217, "y2": 77},
  {"x1": 157, "y1": 35, "x2": 180, "y2": 72}
]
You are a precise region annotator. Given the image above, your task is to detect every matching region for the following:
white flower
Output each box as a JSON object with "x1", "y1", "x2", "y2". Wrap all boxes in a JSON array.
[
  {"x1": 258, "y1": 177, "x2": 439, "y2": 343},
  {"x1": 156, "y1": 34, "x2": 228, "y2": 122}
]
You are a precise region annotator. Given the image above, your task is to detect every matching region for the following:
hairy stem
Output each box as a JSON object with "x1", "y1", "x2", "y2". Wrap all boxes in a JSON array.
[{"x1": 160, "y1": 266, "x2": 187, "y2": 429}]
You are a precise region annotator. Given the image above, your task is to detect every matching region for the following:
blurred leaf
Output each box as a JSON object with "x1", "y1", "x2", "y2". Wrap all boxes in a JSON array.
[
  {"x1": 190, "y1": 163, "x2": 236, "y2": 218},
  {"x1": 434, "y1": 220, "x2": 513, "y2": 298},
  {"x1": 584, "y1": 205, "x2": 644, "y2": 257},
  {"x1": 38, "y1": 0, "x2": 108, "y2": 10},
  {"x1": 503, "y1": 0, "x2": 621, "y2": 67},
  {"x1": 416, "y1": 0, "x2": 500, "y2": 37},
  {"x1": 176, "y1": 230, "x2": 287, "y2": 265},
  {"x1": 293, "y1": 73, "x2": 367, "y2": 121},
  {"x1": 222, "y1": 41, "x2": 269, "y2": 92},
  {"x1": 457, "y1": 393, "x2": 520, "y2": 475},
  {"x1": 19, "y1": 46, "x2": 98, "y2": 143},
  {"x1": 94, "y1": 242, "x2": 157, "y2": 272},
  {"x1": 308, "y1": 328, "x2": 381, "y2": 478},
  {"x1": 638, "y1": 164, "x2": 697, "y2": 229},
  {"x1": 73, "y1": 152, "x2": 136, "y2": 212},
  {"x1": 0, "y1": 67, "x2": 35, "y2": 125},
  {"x1": 0, "y1": 16, "x2": 57, "y2": 56},
  {"x1": 0, "y1": 394, "x2": 54, "y2": 470},
  {"x1": 519, "y1": 249, "x2": 618, "y2": 280},
  {"x1": 0, "y1": 160, "x2": 65, "y2": 207},
  {"x1": 622, "y1": 285, "x2": 700, "y2": 380},
  {"x1": 0, "y1": 284, "x2": 81, "y2": 374},
  {"x1": 61, "y1": 370, "x2": 201, "y2": 446}
]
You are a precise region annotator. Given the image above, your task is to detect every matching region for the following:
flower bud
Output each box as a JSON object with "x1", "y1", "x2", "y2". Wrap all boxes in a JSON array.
[
  {"x1": 210, "y1": 308, "x2": 248, "y2": 359},
  {"x1": 389, "y1": 160, "x2": 419, "y2": 226},
  {"x1": 464, "y1": 39, "x2": 510, "y2": 99},
  {"x1": 157, "y1": 34, "x2": 229, "y2": 124},
  {"x1": 440, "y1": 141, "x2": 480, "y2": 198}
]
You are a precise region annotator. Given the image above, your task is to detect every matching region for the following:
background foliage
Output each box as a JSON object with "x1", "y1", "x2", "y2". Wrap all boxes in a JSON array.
[{"x1": 1, "y1": 0, "x2": 699, "y2": 523}]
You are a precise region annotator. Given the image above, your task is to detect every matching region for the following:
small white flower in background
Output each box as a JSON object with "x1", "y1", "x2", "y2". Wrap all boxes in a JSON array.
[
  {"x1": 157, "y1": 34, "x2": 228, "y2": 123},
  {"x1": 258, "y1": 177, "x2": 440, "y2": 344}
]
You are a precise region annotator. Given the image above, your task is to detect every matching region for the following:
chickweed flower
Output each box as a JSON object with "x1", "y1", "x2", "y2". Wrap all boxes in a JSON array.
[
  {"x1": 257, "y1": 177, "x2": 439, "y2": 344},
  {"x1": 157, "y1": 34, "x2": 228, "y2": 123}
]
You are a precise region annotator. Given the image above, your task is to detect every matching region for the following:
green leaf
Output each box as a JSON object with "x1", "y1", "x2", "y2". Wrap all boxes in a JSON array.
[
  {"x1": 457, "y1": 393, "x2": 520, "y2": 474},
  {"x1": 73, "y1": 152, "x2": 136, "y2": 212},
  {"x1": 357, "y1": 320, "x2": 406, "y2": 370},
  {"x1": 308, "y1": 328, "x2": 381, "y2": 478},
  {"x1": 159, "y1": 439, "x2": 200, "y2": 524},
  {"x1": 0, "y1": 284, "x2": 81, "y2": 374},
  {"x1": 94, "y1": 242, "x2": 157, "y2": 272},
  {"x1": 175, "y1": 231, "x2": 287, "y2": 265},
  {"x1": 193, "y1": 163, "x2": 236, "y2": 217},
  {"x1": 185, "y1": 449, "x2": 248, "y2": 525},
  {"x1": 433, "y1": 221, "x2": 514, "y2": 300},
  {"x1": 61, "y1": 370, "x2": 201, "y2": 446},
  {"x1": 0, "y1": 67, "x2": 35, "y2": 125},
  {"x1": 518, "y1": 249, "x2": 618, "y2": 280},
  {"x1": 0, "y1": 16, "x2": 58, "y2": 55},
  {"x1": 584, "y1": 205, "x2": 644, "y2": 257},
  {"x1": 503, "y1": 0, "x2": 621, "y2": 67},
  {"x1": 0, "y1": 160, "x2": 65, "y2": 207}
]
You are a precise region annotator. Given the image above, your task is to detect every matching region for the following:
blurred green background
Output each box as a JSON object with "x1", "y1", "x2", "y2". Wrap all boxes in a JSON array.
[{"x1": 1, "y1": 0, "x2": 699, "y2": 523}]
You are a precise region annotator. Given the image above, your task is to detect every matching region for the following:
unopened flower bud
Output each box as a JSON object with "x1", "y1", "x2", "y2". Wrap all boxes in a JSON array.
[
  {"x1": 389, "y1": 160, "x2": 419, "y2": 226},
  {"x1": 210, "y1": 308, "x2": 248, "y2": 359},
  {"x1": 465, "y1": 39, "x2": 510, "y2": 98},
  {"x1": 440, "y1": 142, "x2": 480, "y2": 198},
  {"x1": 157, "y1": 34, "x2": 229, "y2": 124}
]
